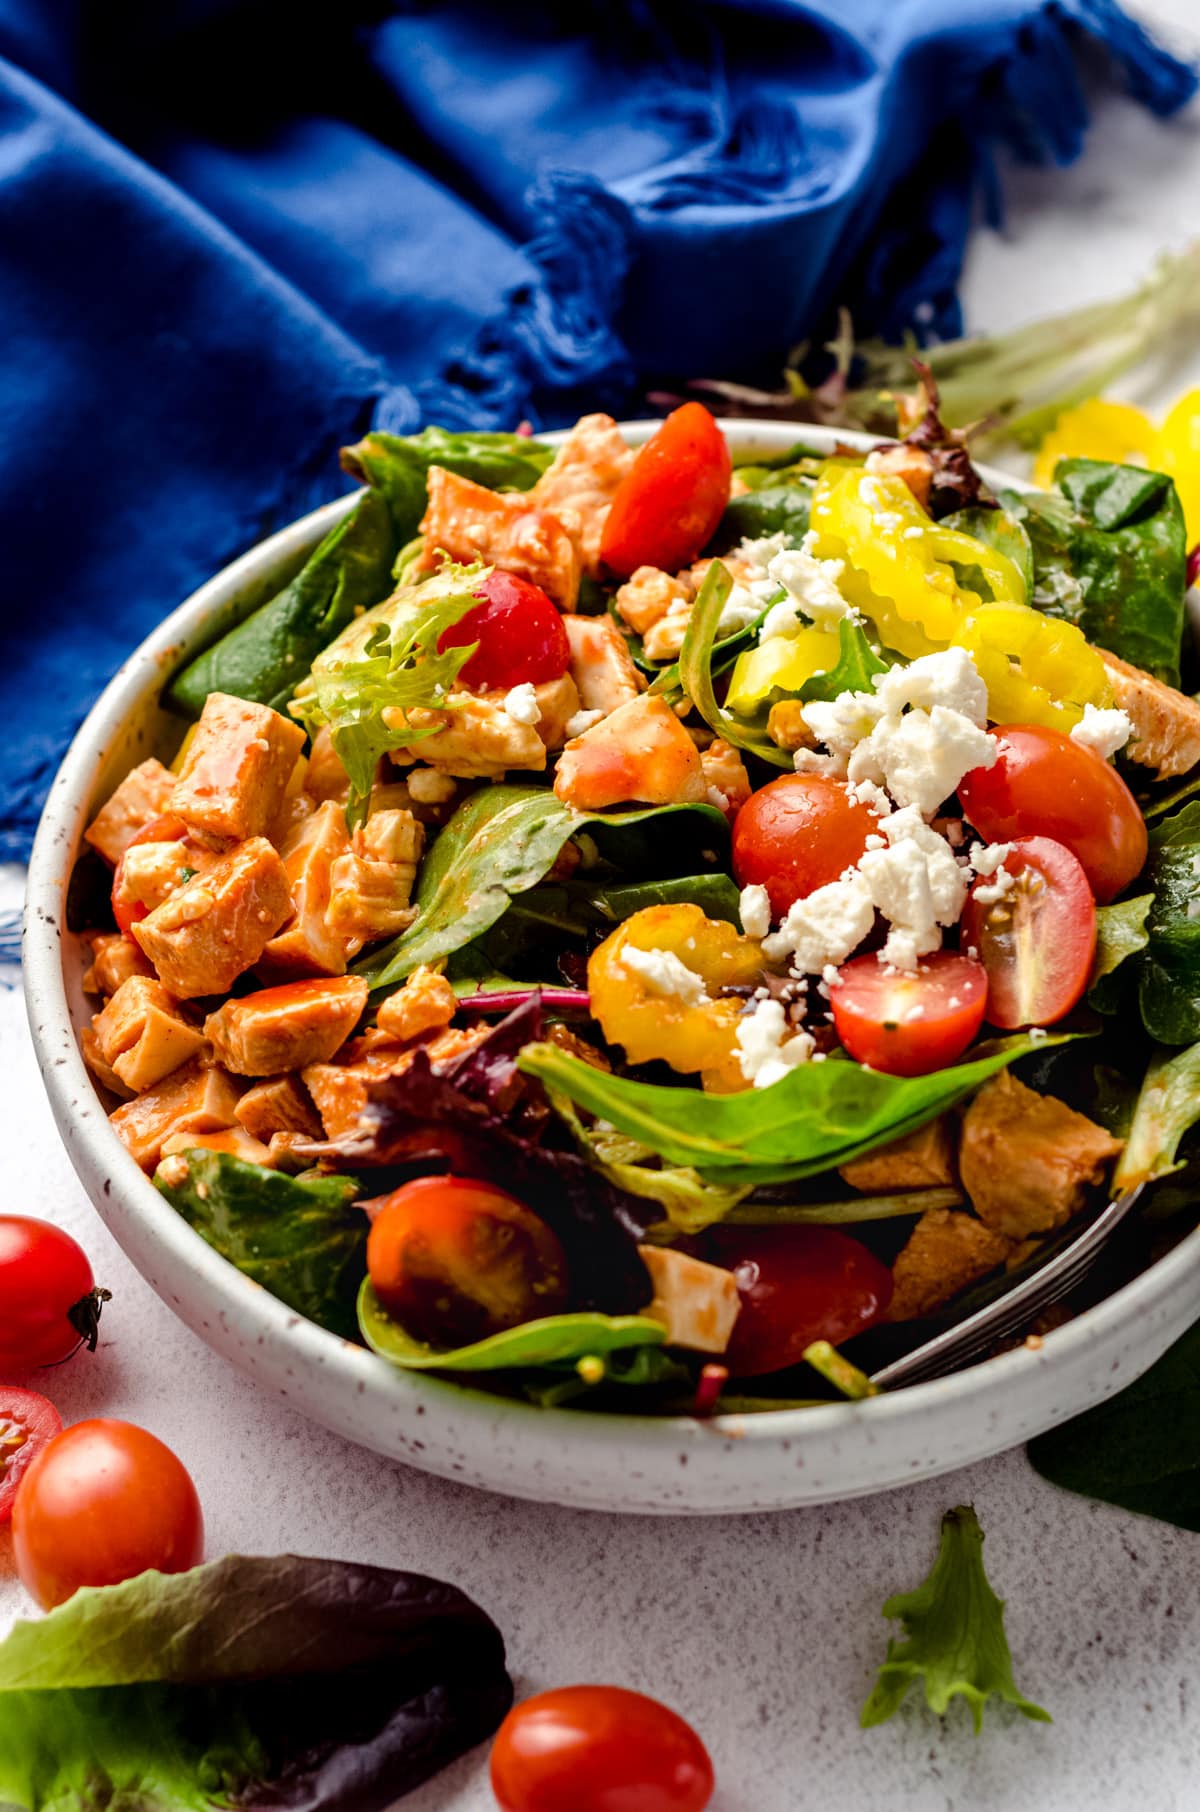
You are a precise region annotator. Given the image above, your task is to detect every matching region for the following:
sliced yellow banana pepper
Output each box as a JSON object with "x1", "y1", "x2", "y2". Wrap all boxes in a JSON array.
[
  {"x1": 1154, "y1": 389, "x2": 1200, "y2": 543},
  {"x1": 1033, "y1": 399, "x2": 1157, "y2": 491},
  {"x1": 588, "y1": 904, "x2": 763, "y2": 1093},
  {"x1": 951, "y1": 602, "x2": 1113, "y2": 732},
  {"x1": 807, "y1": 468, "x2": 1028, "y2": 660},
  {"x1": 725, "y1": 623, "x2": 841, "y2": 717}
]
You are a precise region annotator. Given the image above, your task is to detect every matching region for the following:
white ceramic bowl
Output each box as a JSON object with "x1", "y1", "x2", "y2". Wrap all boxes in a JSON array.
[{"x1": 24, "y1": 423, "x2": 1200, "y2": 1513}]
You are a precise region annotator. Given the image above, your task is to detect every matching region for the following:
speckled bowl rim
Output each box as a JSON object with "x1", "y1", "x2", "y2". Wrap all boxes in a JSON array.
[{"x1": 24, "y1": 421, "x2": 1200, "y2": 1513}]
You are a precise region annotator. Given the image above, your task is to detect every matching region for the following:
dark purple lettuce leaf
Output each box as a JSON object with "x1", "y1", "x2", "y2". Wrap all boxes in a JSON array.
[{"x1": 892, "y1": 360, "x2": 994, "y2": 518}]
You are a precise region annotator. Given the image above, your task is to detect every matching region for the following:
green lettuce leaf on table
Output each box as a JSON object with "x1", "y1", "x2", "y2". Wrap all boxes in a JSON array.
[
  {"x1": 862, "y1": 1506, "x2": 1051, "y2": 1732},
  {"x1": 0, "y1": 1554, "x2": 511, "y2": 1812},
  {"x1": 342, "y1": 425, "x2": 555, "y2": 541},
  {"x1": 167, "y1": 487, "x2": 397, "y2": 718},
  {"x1": 155, "y1": 1152, "x2": 366, "y2": 1339}
]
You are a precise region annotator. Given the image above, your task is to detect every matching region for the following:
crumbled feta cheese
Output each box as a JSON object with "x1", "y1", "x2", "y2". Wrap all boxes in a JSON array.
[
  {"x1": 762, "y1": 871, "x2": 875, "y2": 973},
  {"x1": 765, "y1": 532, "x2": 857, "y2": 635},
  {"x1": 739, "y1": 883, "x2": 772, "y2": 940},
  {"x1": 735, "y1": 998, "x2": 816, "y2": 1089},
  {"x1": 821, "y1": 963, "x2": 841, "y2": 988},
  {"x1": 855, "y1": 806, "x2": 970, "y2": 973},
  {"x1": 503, "y1": 682, "x2": 542, "y2": 726},
  {"x1": 564, "y1": 708, "x2": 605, "y2": 740},
  {"x1": 735, "y1": 531, "x2": 789, "y2": 575},
  {"x1": 971, "y1": 841, "x2": 1015, "y2": 877},
  {"x1": 716, "y1": 583, "x2": 765, "y2": 637},
  {"x1": 801, "y1": 690, "x2": 881, "y2": 758},
  {"x1": 619, "y1": 946, "x2": 710, "y2": 1006},
  {"x1": 969, "y1": 841, "x2": 1017, "y2": 907},
  {"x1": 872, "y1": 648, "x2": 989, "y2": 728},
  {"x1": 849, "y1": 706, "x2": 996, "y2": 818},
  {"x1": 793, "y1": 747, "x2": 849, "y2": 779},
  {"x1": 406, "y1": 767, "x2": 458, "y2": 804},
  {"x1": 1070, "y1": 703, "x2": 1133, "y2": 761},
  {"x1": 706, "y1": 786, "x2": 730, "y2": 811},
  {"x1": 847, "y1": 778, "x2": 891, "y2": 817}
]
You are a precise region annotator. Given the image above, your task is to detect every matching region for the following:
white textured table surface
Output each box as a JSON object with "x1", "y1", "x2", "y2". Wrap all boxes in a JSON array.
[{"x1": 6, "y1": 8, "x2": 1200, "y2": 1804}]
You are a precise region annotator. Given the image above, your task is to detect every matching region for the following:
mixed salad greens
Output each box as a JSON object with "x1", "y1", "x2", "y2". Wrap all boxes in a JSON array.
[{"x1": 72, "y1": 387, "x2": 1200, "y2": 1415}]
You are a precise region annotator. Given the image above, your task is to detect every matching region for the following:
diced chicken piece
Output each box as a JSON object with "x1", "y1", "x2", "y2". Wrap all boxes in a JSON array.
[
  {"x1": 132, "y1": 837, "x2": 293, "y2": 999},
  {"x1": 1099, "y1": 650, "x2": 1200, "y2": 779},
  {"x1": 642, "y1": 599, "x2": 694, "y2": 664},
  {"x1": 170, "y1": 692, "x2": 306, "y2": 841},
  {"x1": 325, "y1": 810, "x2": 424, "y2": 942},
  {"x1": 359, "y1": 810, "x2": 422, "y2": 866},
  {"x1": 767, "y1": 700, "x2": 818, "y2": 753},
  {"x1": 114, "y1": 837, "x2": 222, "y2": 917},
  {"x1": 554, "y1": 694, "x2": 706, "y2": 811},
  {"x1": 160, "y1": 1126, "x2": 274, "y2": 1169},
  {"x1": 888, "y1": 1208, "x2": 1013, "y2": 1322},
  {"x1": 257, "y1": 801, "x2": 352, "y2": 981},
  {"x1": 93, "y1": 975, "x2": 206, "y2": 1093},
  {"x1": 388, "y1": 693, "x2": 546, "y2": 778},
  {"x1": 376, "y1": 965, "x2": 457, "y2": 1042},
  {"x1": 533, "y1": 673, "x2": 583, "y2": 751},
  {"x1": 530, "y1": 413, "x2": 635, "y2": 577},
  {"x1": 614, "y1": 566, "x2": 691, "y2": 637},
  {"x1": 562, "y1": 614, "x2": 643, "y2": 718},
  {"x1": 204, "y1": 975, "x2": 368, "y2": 1077},
  {"x1": 306, "y1": 727, "x2": 351, "y2": 803},
  {"x1": 700, "y1": 739, "x2": 752, "y2": 817},
  {"x1": 405, "y1": 767, "x2": 458, "y2": 806},
  {"x1": 84, "y1": 759, "x2": 175, "y2": 866},
  {"x1": 303, "y1": 1024, "x2": 488, "y2": 1137},
  {"x1": 636, "y1": 1245, "x2": 741, "y2": 1354},
  {"x1": 268, "y1": 788, "x2": 316, "y2": 849},
  {"x1": 82, "y1": 932, "x2": 154, "y2": 998},
  {"x1": 865, "y1": 443, "x2": 935, "y2": 511},
  {"x1": 234, "y1": 1073, "x2": 323, "y2": 1141},
  {"x1": 81, "y1": 1026, "x2": 134, "y2": 1099},
  {"x1": 110, "y1": 1060, "x2": 242, "y2": 1171},
  {"x1": 840, "y1": 1117, "x2": 958, "y2": 1194},
  {"x1": 959, "y1": 1071, "x2": 1123, "y2": 1239},
  {"x1": 419, "y1": 466, "x2": 580, "y2": 610}
]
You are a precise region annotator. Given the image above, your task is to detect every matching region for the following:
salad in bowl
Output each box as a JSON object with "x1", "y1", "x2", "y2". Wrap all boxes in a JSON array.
[{"x1": 66, "y1": 388, "x2": 1200, "y2": 1418}]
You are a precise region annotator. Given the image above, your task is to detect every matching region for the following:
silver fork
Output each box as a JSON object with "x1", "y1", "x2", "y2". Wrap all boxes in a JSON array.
[{"x1": 869, "y1": 1186, "x2": 1145, "y2": 1390}]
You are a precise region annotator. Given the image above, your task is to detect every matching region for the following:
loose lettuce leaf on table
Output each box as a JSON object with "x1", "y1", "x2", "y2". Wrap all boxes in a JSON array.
[
  {"x1": 862, "y1": 1506, "x2": 1050, "y2": 1732},
  {"x1": 0, "y1": 1554, "x2": 511, "y2": 1812},
  {"x1": 167, "y1": 488, "x2": 396, "y2": 718},
  {"x1": 519, "y1": 1034, "x2": 1065, "y2": 1186},
  {"x1": 1004, "y1": 458, "x2": 1187, "y2": 684},
  {"x1": 342, "y1": 426, "x2": 554, "y2": 541},
  {"x1": 155, "y1": 1152, "x2": 365, "y2": 1339}
]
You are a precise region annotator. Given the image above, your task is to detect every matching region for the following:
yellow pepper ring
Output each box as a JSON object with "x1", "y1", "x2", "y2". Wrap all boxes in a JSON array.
[{"x1": 951, "y1": 602, "x2": 1113, "y2": 732}]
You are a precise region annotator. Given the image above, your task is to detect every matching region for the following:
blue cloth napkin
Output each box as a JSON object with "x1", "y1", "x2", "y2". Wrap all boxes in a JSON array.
[{"x1": 1, "y1": 0, "x2": 1194, "y2": 861}]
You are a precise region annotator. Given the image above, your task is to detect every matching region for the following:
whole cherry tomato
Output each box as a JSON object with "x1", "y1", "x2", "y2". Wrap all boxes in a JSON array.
[
  {"x1": 600, "y1": 405, "x2": 731, "y2": 578},
  {"x1": 110, "y1": 813, "x2": 190, "y2": 935},
  {"x1": 732, "y1": 774, "x2": 881, "y2": 918},
  {"x1": 490, "y1": 1685, "x2": 714, "y2": 1812},
  {"x1": 366, "y1": 1176, "x2": 568, "y2": 1349},
  {"x1": 0, "y1": 1388, "x2": 61, "y2": 1523},
  {"x1": 0, "y1": 1216, "x2": 107, "y2": 1376},
  {"x1": 830, "y1": 950, "x2": 988, "y2": 1077},
  {"x1": 13, "y1": 1418, "x2": 204, "y2": 1609},
  {"x1": 961, "y1": 835, "x2": 1096, "y2": 1029},
  {"x1": 958, "y1": 723, "x2": 1146, "y2": 904},
  {"x1": 705, "y1": 1226, "x2": 893, "y2": 1377},
  {"x1": 438, "y1": 570, "x2": 570, "y2": 692}
]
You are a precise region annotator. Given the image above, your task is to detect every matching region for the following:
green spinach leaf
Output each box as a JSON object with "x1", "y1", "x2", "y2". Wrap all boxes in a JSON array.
[
  {"x1": 341, "y1": 426, "x2": 554, "y2": 541},
  {"x1": 1136, "y1": 803, "x2": 1200, "y2": 1043},
  {"x1": 359, "y1": 1281, "x2": 664, "y2": 1372},
  {"x1": 155, "y1": 1152, "x2": 365, "y2": 1339},
  {"x1": 167, "y1": 489, "x2": 396, "y2": 718},
  {"x1": 1028, "y1": 1321, "x2": 1200, "y2": 1531},
  {"x1": 862, "y1": 1506, "x2": 1051, "y2": 1732},
  {"x1": 940, "y1": 505, "x2": 1034, "y2": 603},
  {"x1": 679, "y1": 562, "x2": 791, "y2": 767},
  {"x1": 1004, "y1": 459, "x2": 1187, "y2": 684},
  {"x1": 519, "y1": 1035, "x2": 1061, "y2": 1185},
  {"x1": 1088, "y1": 894, "x2": 1153, "y2": 1013},
  {"x1": 715, "y1": 481, "x2": 814, "y2": 550},
  {"x1": 799, "y1": 617, "x2": 889, "y2": 704}
]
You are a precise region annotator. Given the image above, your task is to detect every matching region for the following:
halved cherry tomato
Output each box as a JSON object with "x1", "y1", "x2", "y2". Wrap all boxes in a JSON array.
[
  {"x1": 490, "y1": 1685, "x2": 714, "y2": 1812},
  {"x1": 0, "y1": 1216, "x2": 107, "y2": 1376},
  {"x1": 0, "y1": 1388, "x2": 61, "y2": 1523},
  {"x1": 830, "y1": 950, "x2": 988, "y2": 1077},
  {"x1": 599, "y1": 404, "x2": 732, "y2": 578},
  {"x1": 704, "y1": 1226, "x2": 893, "y2": 1377},
  {"x1": 958, "y1": 723, "x2": 1146, "y2": 904},
  {"x1": 13, "y1": 1418, "x2": 204, "y2": 1608},
  {"x1": 110, "y1": 812, "x2": 189, "y2": 935},
  {"x1": 438, "y1": 570, "x2": 570, "y2": 692},
  {"x1": 732, "y1": 774, "x2": 881, "y2": 918},
  {"x1": 961, "y1": 835, "x2": 1096, "y2": 1029},
  {"x1": 365, "y1": 1175, "x2": 568, "y2": 1349}
]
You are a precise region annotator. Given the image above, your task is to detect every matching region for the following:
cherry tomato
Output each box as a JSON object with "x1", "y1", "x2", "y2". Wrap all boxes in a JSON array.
[
  {"x1": 13, "y1": 1418, "x2": 204, "y2": 1609},
  {"x1": 490, "y1": 1685, "x2": 714, "y2": 1812},
  {"x1": 961, "y1": 835, "x2": 1096, "y2": 1029},
  {"x1": 366, "y1": 1176, "x2": 568, "y2": 1349},
  {"x1": 0, "y1": 1389, "x2": 61, "y2": 1524},
  {"x1": 705, "y1": 1226, "x2": 893, "y2": 1377},
  {"x1": 0, "y1": 1216, "x2": 107, "y2": 1376},
  {"x1": 830, "y1": 950, "x2": 988, "y2": 1077},
  {"x1": 438, "y1": 571, "x2": 570, "y2": 692},
  {"x1": 957, "y1": 723, "x2": 1146, "y2": 904},
  {"x1": 110, "y1": 812, "x2": 190, "y2": 935},
  {"x1": 599, "y1": 404, "x2": 732, "y2": 578},
  {"x1": 732, "y1": 774, "x2": 881, "y2": 918}
]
